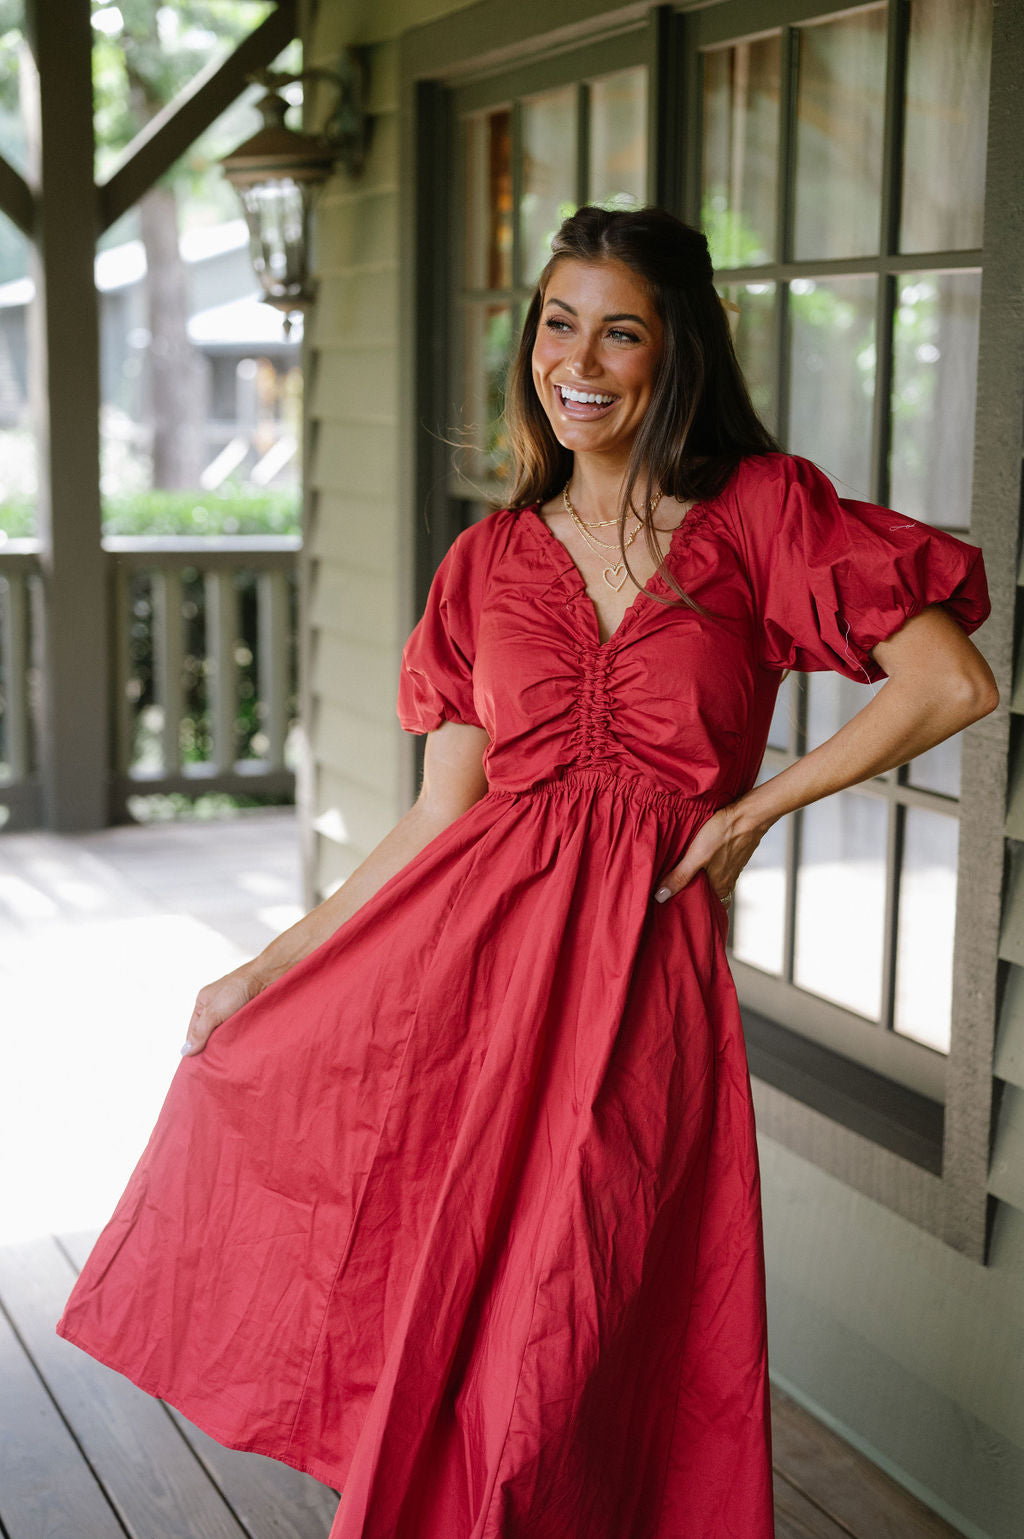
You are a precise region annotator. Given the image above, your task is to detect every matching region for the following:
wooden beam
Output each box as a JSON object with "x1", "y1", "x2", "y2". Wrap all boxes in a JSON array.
[
  {"x1": 97, "y1": 0, "x2": 298, "y2": 232},
  {"x1": 24, "y1": 0, "x2": 107, "y2": 831},
  {"x1": 0, "y1": 149, "x2": 33, "y2": 236}
]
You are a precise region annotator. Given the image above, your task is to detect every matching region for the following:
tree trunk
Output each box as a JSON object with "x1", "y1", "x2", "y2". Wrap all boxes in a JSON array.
[{"x1": 138, "y1": 181, "x2": 206, "y2": 488}]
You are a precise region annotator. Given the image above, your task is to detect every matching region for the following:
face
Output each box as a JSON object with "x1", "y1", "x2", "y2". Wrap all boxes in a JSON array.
[{"x1": 530, "y1": 257, "x2": 663, "y2": 463}]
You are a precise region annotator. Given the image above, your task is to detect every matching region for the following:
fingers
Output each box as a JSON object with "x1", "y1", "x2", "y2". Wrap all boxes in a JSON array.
[
  {"x1": 180, "y1": 993, "x2": 217, "y2": 1057},
  {"x1": 654, "y1": 865, "x2": 733, "y2": 906},
  {"x1": 653, "y1": 859, "x2": 698, "y2": 904},
  {"x1": 179, "y1": 1003, "x2": 206, "y2": 1057}
]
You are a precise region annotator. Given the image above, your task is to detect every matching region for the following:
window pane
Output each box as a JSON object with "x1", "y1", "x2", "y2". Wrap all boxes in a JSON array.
[
  {"x1": 900, "y1": 0, "x2": 992, "y2": 254},
  {"x1": 788, "y1": 276, "x2": 876, "y2": 493},
  {"x1": 806, "y1": 671, "x2": 876, "y2": 751},
  {"x1": 589, "y1": 67, "x2": 647, "y2": 208},
  {"x1": 767, "y1": 668, "x2": 797, "y2": 752},
  {"x1": 908, "y1": 737, "x2": 961, "y2": 798},
  {"x1": 793, "y1": 9, "x2": 887, "y2": 261},
  {"x1": 465, "y1": 109, "x2": 513, "y2": 291},
  {"x1": 701, "y1": 36, "x2": 780, "y2": 268},
  {"x1": 520, "y1": 87, "x2": 577, "y2": 284},
  {"x1": 732, "y1": 773, "x2": 786, "y2": 976},
  {"x1": 890, "y1": 272, "x2": 981, "y2": 531},
  {"x1": 894, "y1": 807, "x2": 958, "y2": 1052},
  {"x1": 722, "y1": 281, "x2": 777, "y2": 433},
  {"x1": 464, "y1": 303, "x2": 514, "y2": 480},
  {"x1": 795, "y1": 792, "x2": 887, "y2": 1019}
]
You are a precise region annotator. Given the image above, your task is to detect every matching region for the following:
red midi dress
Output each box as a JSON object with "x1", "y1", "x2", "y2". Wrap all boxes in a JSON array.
[{"x1": 57, "y1": 453, "x2": 989, "y2": 1539}]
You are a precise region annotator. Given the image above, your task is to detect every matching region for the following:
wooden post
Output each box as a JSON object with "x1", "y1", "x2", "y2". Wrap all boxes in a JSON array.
[{"x1": 23, "y1": 0, "x2": 108, "y2": 830}]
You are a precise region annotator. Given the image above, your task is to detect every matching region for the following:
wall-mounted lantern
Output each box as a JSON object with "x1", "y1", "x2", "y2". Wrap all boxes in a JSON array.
[{"x1": 220, "y1": 51, "x2": 369, "y2": 332}]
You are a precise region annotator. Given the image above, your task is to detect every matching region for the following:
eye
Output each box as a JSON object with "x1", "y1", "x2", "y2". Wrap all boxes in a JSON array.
[
  {"x1": 543, "y1": 317, "x2": 572, "y2": 334},
  {"x1": 608, "y1": 327, "x2": 641, "y2": 344}
]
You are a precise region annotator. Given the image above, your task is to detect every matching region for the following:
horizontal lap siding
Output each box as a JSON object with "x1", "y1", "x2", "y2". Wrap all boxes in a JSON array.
[{"x1": 305, "y1": 16, "x2": 411, "y2": 898}]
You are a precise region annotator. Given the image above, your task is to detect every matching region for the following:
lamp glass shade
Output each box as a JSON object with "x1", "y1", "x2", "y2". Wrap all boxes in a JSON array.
[{"x1": 238, "y1": 177, "x2": 317, "y2": 312}]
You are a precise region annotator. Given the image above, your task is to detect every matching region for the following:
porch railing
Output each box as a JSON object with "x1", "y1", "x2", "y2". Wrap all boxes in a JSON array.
[{"x1": 0, "y1": 535, "x2": 300, "y2": 831}]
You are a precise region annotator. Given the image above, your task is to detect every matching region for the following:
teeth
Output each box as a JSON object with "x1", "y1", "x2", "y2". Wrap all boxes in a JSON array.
[{"x1": 559, "y1": 387, "x2": 615, "y2": 405}]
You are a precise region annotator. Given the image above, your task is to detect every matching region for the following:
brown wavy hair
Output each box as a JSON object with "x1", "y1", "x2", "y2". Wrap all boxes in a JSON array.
[{"x1": 504, "y1": 204, "x2": 779, "y2": 601}]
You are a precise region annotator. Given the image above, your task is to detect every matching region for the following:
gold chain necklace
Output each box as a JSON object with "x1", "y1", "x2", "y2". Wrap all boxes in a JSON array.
[{"x1": 562, "y1": 484, "x2": 663, "y2": 591}]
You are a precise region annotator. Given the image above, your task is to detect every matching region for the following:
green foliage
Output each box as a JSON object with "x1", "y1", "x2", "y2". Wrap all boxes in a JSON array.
[
  {"x1": 0, "y1": 486, "x2": 300, "y2": 539},
  {"x1": 102, "y1": 485, "x2": 300, "y2": 536},
  {"x1": 91, "y1": 1, "x2": 281, "y2": 192},
  {"x1": 126, "y1": 790, "x2": 295, "y2": 822}
]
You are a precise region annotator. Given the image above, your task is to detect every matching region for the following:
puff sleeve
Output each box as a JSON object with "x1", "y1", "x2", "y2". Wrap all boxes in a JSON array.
[
  {"x1": 397, "y1": 533, "x2": 484, "y2": 733},
  {"x1": 742, "y1": 456, "x2": 990, "y2": 682}
]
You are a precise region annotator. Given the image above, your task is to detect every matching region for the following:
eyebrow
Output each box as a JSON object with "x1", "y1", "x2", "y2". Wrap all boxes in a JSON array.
[{"x1": 544, "y1": 297, "x2": 651, "y2": 330}]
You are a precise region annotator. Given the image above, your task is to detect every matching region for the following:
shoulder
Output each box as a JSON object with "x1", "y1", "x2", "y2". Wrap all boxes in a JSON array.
[
  {"x1": 445, "y1": 504, "x2": 536, "y2": 569},
  {"x1": 717, "y1": 451, "x2": 828, "y2": 510},
  {"x1": 714, "y1": 452, "x2": 846, "y2": 550},
  {"x1": 433, "y1": 505, "x2": 534, "y2": 599}
]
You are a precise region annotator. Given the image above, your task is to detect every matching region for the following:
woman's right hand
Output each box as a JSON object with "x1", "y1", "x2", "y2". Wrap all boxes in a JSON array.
[{"x1": 180, "y1": 965, "x2": 268, "y2": 1057}]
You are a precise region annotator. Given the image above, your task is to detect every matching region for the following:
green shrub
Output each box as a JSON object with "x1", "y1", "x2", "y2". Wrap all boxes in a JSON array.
[
  {"x1": 103, "y1": 487, "x2": 300, "y2": 537},
  {"x1": 0, "y1": 496, "x2": 35, "y2": 538},
  {"x1": 0, "y1": 487, "x2": 301, "y2": 539}
]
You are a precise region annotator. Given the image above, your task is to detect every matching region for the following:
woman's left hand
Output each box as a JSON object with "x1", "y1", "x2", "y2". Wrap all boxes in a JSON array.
[{"x1": 653, "y1": 803, "x2": 770, "y2": 907}]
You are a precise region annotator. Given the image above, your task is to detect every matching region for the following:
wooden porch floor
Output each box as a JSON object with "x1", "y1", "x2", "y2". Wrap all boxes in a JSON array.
[{"x1": 0, "y1": 814, "x2": 963, "y2": 1538}]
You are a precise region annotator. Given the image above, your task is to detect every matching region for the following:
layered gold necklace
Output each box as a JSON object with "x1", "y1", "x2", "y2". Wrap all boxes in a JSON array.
[{"x1": 562, "y1": 483, "x2": 664, "y2": 592}]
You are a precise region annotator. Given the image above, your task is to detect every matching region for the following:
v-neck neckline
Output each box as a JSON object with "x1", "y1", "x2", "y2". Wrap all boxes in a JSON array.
[{"x1": 521, "y1": 497, "x2": 713, "y2": 648}]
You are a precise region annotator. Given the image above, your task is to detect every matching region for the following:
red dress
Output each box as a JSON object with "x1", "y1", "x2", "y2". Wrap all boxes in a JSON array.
[{"x1": 57, "y1": 454, "x2": 989, "y2": 1539}]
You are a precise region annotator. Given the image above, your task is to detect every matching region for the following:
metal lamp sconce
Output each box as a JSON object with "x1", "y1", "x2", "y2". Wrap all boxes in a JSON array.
[{"x1": 220, "y1": 50, "x2": 370, "y2": 332}]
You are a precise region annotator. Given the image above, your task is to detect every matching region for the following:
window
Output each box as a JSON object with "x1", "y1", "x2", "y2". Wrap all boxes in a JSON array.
[
  {"x1": 693, "y1": 0, "x2": 992, "y2": 1101},
  {"x1": 451, "y1": 44, "x2": 649, "y2": 512}
]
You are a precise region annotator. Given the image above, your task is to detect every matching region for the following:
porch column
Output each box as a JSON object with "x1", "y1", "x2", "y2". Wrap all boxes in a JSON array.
[{"x1": 24, "y1": 0, "x2": 108, "y2": 830}]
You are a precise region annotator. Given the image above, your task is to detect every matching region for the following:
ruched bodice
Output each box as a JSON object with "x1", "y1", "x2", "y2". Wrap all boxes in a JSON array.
[{"x1": 398, "y1": 456, "x2": 987, "y2": 808}]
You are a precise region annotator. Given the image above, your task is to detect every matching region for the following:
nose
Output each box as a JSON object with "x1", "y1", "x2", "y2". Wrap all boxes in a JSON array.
[{"x1": 566, "y1": 333, "x2": 600, "y2": 378}]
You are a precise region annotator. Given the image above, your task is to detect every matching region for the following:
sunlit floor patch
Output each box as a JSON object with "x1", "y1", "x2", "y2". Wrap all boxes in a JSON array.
[{"x1": 0, "y1": 811, "x2": 302, "y2": 1245}]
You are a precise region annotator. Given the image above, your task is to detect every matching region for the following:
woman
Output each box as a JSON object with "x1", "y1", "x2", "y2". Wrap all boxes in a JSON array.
[{"x1": 58, "y1": 206, "x2": 996, "y2": 1539}]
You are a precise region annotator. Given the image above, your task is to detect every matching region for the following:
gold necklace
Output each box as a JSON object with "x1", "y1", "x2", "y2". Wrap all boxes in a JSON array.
[{"x1": 562, "y1": 484, "x2": 663, "y2": 591}]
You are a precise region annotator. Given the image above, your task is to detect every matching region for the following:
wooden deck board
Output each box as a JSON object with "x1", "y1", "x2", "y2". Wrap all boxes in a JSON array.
[
  {"x1": 773, "y1": 1473, "x2": 856, "y2": 1539},
  {"x1": 0, "y1": 1300, "x2": 127, "y2": 1539},
  {"x1": 0, "y1": 1236, "x2": 252, "y2": 1539},
  {"x1": 771, "y1": 1387, "x2": 963, "y2": 1539}
]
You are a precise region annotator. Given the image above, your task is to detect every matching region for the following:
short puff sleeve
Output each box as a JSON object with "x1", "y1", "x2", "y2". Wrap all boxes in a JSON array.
[
  {"x1": 397, "y1": 534, "x2": 484, "y2": 733},
  {"x1": 746, "y1": 457, "x2": 990, "y2": 682}
]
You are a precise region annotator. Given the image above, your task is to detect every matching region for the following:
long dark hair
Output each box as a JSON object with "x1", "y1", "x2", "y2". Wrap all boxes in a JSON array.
[{"x1": 504, "y1": 205, "x2": 779, "y2": 601}]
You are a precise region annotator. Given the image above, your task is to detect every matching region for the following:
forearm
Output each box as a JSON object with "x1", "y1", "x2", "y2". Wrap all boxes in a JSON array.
[
  {"x1": 246, "y1": 799, "x2": 463, "y2": 986},
  {"x1": 734, "y1": 670, "x2": 992, "y2": 839}
]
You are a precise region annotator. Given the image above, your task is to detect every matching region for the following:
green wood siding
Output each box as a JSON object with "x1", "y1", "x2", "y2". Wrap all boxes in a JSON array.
[{"x1": 304, "y1": 9, "x2": 412, "y2": 894}]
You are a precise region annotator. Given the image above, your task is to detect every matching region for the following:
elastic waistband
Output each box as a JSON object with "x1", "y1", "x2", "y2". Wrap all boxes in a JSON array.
[{"x1": 486, "y1": 768, "x2": 717, "y2": 814}]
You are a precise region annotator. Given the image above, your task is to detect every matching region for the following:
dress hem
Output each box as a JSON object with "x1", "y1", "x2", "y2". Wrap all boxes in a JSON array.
[{"x1": 54, "y1": 1320, "x2": 346, "y2": 1493}]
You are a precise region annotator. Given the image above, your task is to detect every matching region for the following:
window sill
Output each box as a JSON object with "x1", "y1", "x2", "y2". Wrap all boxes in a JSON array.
[
  {"x1": 744, "y1": 1007, "x2": 948, "y2": 1237},
  {"x1": 743, "y1": 1007, "x2": 944, "y2": 1174}
]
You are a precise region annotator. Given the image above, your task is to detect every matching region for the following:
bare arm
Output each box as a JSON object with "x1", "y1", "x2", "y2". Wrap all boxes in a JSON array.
[
  {"x1": 182, "y1": 721, "x2": 490, "y2": 1053},
  {"x1": 654, "y1": 605, "x2": 999, "y2": 904}
]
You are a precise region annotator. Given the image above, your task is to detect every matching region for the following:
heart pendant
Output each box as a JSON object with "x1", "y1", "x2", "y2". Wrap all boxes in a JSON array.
[{"x1": 602, "y1": 564, "x2": 629, "y2": 592}]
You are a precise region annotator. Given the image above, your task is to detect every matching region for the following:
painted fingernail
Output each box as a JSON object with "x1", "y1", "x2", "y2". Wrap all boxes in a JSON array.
[
  {"x1": 654, "y1": 887, "x2": 672, "y2": 904},
  {"x1": 179, "y1": 1042, "x2": 193, "y2": 1057}
]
